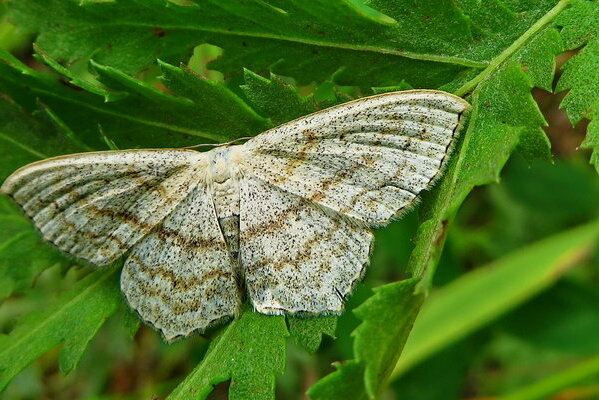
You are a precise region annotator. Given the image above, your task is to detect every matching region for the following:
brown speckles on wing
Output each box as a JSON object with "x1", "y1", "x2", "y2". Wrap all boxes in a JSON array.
[
  {"x1": 234, "y1": 90, "x2": 469, "y2": 315},
  {"x1": 121, "y1": 185, "x2": 241, "y2": 341},
  {"x1": 240, "y1": 176, "x2": 372, "y2": 315},
  {"x1": 242, "y1": 90, "x2": 470, "y2": 226},
  {"x1": 0, "y1": 149, "x2": 207, "y2": 266},
  {"x1": 0, "y1": 89, "x2": 470, "y2": 339}
]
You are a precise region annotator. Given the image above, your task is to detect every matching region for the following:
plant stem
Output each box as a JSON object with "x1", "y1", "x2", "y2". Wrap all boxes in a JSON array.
[{"x1": 454, "y1": 0, "x2": 571, "y2": 97}]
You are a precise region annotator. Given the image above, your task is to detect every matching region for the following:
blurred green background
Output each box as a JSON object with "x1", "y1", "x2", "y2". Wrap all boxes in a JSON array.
[{"x1": 1, "y1": 6, "x2": 599, "y2": 400}]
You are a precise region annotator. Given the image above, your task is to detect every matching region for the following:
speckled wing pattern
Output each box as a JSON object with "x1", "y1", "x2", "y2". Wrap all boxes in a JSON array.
[
  {"x1": 239, "y1": 90, "x2": 469, "y2": 314},
  {"x1": 242, "y1": 90, "x2": 469, "y2": 226},
  {"x1": 0, "y1": 150, "x2": 205, "y2": 266},
  {"x1": 121, "y1": 185, "x2": 241, "y2": 340},
  {"x1": 240, "y1": 176, "x2": 373, "y2": 314},
  {"x1": 1, "y1": 90, "x2": 469, "y2": 340},
  {"x1": 0, "y1": 149, "x2": 241, "y2": 341}
]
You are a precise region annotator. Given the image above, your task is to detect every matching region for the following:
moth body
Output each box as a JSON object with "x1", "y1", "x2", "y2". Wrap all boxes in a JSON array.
[
  {"x1": 206, "y1": 147, "x2": 243, "y2": 267},
  {"x1": 1, "y1": 90, "x2": 470, "y2": 340}
]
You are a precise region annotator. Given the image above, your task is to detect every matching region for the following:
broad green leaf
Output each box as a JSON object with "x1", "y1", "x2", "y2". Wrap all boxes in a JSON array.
[
  {"x1": 555, "y1": 0, "x2": 599, "y2": 173},
  {"x1": 155, "y1": 60, "x2": 268, "y2": 139},
  {"x1": 392, "y1": 220, "x2": 599, "y2": 378},
  {"x1": 413, "y1": 23, "x2": 563, "y2": 285},
  {"x1": 8, "y1": 0, "x2": 563, "y2": 87},
  {"x1": 0, "y1": 49, "x2": 268, "y2": 152},
  {"x1": 0, "y1": 88, "x2": 86, "y2": 181},
  {"x1": 167, "y1": 308, "x2": 288, "y2": 400},
  {"x1": 309, "y1": 278, "x2": 423, "y2": 399},
  {"x1": 0, "y1": 266, "x2": 121, "y2": 391},
  {"x1": 240, "y1": 70, "x2": 315, "y2": 126},
  {"x1": 287, "y1": 316, "x2": 337, "y2": 354},
  {"x1": 0, "y1": 198, "x2": 64, "y2": 301}
]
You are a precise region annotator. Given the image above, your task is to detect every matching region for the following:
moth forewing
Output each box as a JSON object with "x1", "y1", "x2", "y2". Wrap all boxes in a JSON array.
[{"x1": 1, "y1": 90, "x2": 469, "y2": 339}]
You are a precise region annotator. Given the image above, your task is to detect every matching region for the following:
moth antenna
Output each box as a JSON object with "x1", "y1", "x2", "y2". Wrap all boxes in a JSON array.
[{"x1": 182, "y1": 136, "x2": 253, "y2": 149}]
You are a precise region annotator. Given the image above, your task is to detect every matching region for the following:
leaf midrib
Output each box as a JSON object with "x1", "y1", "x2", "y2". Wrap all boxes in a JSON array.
[
  {"x1": 407, "y1": 0, "x2": 573, "y2": 279},
  {"x1": 454, "y1": 0, "x2": 571, "y2": 97},
  {"x1": 56, "y1": 21, "x2": 488, "y2": 68}
]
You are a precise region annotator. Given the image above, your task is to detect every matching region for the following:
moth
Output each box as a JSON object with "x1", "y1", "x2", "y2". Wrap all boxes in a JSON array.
[{"x1": 1, "y1": 90, "x2": 469, "y2": 341}]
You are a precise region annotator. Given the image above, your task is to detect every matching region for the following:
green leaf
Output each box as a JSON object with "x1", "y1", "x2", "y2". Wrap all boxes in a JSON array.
[
  {"x1": 156, "y1": 60, "x2": 269, "y2": 140},
  {"x1": 0, "y1": 80, "x2": 86, "y2": 180},
  {"x1": 0, "y1": 198, "x2": 65, "y2": 301},
  {"x1": 240, "y1": 69, "x2": 315, "y2": 126},
  {"x1": 288, "y1": 316, "x2": 337, "y2": 354},
  {"x1": 503, "y1": 281, "x2": 599, "y2": 355},
  {"x1": 413, "y1": 23, "x2": 563, "y2": 285},
  {"x1": 167, "y1": 308, "x2": 288, "y2": 400},
  {"x1": 353, "y1": 278, "x2": 424, "y2": 397},
  {"x1": 0, "y1": 93, "x2": 79, "y2": 298},
  {"x1": 0, "y1": 266, "x2": 121, "y2": 390},
  {"x1": 392, "y1": 220, "x2": 599, "y2": 378},
  {"x1": 8, "y1": 0, "x2": 562, "y2": 87},
  {"x1": 0, "y1": 49, "x2": 269, "y2": 152},
  {"x1": 555, "y1": 0, "x2": 599, "y2": 173},
  {"x1": 308, "y1": 361, "x2": 369, "y2": 400},
  {"x1": 309, "y1": 278, "x2": 424, "y2": 399},
  {"x1": 499, "y1": 353, "x2": 599, "y2": 400}
]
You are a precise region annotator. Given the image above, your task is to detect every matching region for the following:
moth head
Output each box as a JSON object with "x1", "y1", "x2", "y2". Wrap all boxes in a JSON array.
[{"x1": 206, "y1": 145, "x2": 245, "y2": 183}]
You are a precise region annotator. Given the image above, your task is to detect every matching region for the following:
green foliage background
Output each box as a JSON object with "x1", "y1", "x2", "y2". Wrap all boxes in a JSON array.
[{"x1": 0, "y1": 0, "x2": 598, "y2": 399}]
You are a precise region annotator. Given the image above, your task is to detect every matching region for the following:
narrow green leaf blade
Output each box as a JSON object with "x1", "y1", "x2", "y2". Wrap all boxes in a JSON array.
[
  {"x1": 499, "y1": 353, "x2": 599, "y2": 400},
  {"x1": 393, "y1": 220, "x2": 599, "y2": 378}
]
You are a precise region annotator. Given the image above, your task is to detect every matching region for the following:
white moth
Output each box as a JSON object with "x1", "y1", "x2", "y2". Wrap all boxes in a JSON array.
[{"x1": 1, "y1": 90, "x2": 469, "y2": 341}]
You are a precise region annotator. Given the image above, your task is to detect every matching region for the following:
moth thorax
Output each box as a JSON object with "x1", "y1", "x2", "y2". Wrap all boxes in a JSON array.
[
  {"x1": 207, "y1": 146, "x2": 239, "y2": 184},
  {"x1": 207, "y1": 147, "x2": 241, "y2": 266}
]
